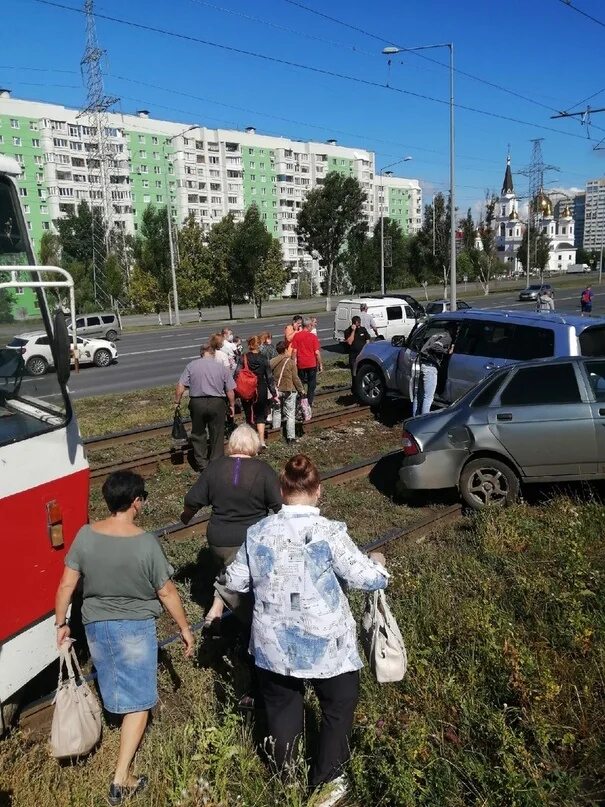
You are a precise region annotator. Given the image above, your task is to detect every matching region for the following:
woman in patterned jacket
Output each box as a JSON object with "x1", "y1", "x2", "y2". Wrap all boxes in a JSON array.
[{"x1": 224, "y1": 454, "x2": 388, "y2": 807}]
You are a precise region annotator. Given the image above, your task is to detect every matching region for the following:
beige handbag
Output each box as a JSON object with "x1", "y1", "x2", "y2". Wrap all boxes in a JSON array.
[
  {"x1": 361, "y1": 589, "x2": 408, "y2": 683},
  {"x1": 51, "y1": 644, "x2": 102, "y2": 758}
]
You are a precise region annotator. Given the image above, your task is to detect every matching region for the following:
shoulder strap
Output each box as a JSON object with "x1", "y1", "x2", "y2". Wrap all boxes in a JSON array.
[{"x1": 276, "y1": 356, "x2": 290, "y2": 388}]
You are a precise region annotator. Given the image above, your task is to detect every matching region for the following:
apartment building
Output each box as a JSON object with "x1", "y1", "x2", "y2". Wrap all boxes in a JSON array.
[
  {"x1": 0, "y1": 91, "x2": 422, "y2": 309},
  {"x1": 584, "y1": 177, "x2": 605, "y2": 252}
]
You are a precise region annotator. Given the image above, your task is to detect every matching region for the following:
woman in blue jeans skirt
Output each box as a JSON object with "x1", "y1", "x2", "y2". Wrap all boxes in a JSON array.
[{"x1": 55, "y1": 471, "x2": 195, "y2": 806}]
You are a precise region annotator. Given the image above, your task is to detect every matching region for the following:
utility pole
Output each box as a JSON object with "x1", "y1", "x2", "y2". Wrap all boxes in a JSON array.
[{"x1": 80, "y1": 0, "x2": 119, "y2": 307}]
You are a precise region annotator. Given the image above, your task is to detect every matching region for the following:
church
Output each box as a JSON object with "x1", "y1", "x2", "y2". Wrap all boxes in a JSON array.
[{"x1": 493, "y1": 155, "x2": 576, "y2": 274}]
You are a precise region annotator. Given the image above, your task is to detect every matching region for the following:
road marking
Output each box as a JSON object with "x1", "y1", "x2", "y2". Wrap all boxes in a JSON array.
[{"x1": 120, "y1": 343, "x2": 202, "y2": 357}]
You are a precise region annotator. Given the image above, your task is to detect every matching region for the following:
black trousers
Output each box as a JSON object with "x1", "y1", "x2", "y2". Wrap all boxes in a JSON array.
[
  {"x1": 188, "y1": 396, "x2": 226, "y2": 471},
  {"x1": 298, "y1": 367, "x2": 318, "y2": 407},
  {"x1": 256, "y1": 666, "x2": 359, "y2": 787}
]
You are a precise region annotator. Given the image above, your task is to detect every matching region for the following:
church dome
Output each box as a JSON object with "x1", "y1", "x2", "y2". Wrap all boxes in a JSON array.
[
  {"x1": 533, "y1": 190, "x2": 552, "y2": 217},
  {"x1": 561, "y1": 204, "x2": 572, "y2": 218},
  {"x1": 508, "y1": 208, "x2": 519, "y2": 220}
]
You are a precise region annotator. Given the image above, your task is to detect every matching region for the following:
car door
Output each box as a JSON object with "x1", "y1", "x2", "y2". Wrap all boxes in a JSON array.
[
  {"x1": 84, "y1": 315, "x2": 102, "y2": 337},
  {"x1": 487, "y1": 362, "x2": 597, "y2": 479},
  {"x1": 446, "y1": 319, "x2": 516, "y2": 402},
  {"x1": 579, "y1": 359, "x2": 605, "y2": 474},
  {"x1": 396, "y1": 319, "x2": 451, "y2": 398}
]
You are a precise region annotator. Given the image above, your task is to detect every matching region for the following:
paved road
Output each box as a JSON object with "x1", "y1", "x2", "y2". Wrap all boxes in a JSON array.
[{"x1": 23, "y1": 283, "x2": 604, "y2": 401}]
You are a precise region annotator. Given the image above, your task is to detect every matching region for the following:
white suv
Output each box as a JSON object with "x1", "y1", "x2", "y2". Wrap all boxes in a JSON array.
[{"x1": 7, "y1": 331, "x2": 118, "y2": 376}]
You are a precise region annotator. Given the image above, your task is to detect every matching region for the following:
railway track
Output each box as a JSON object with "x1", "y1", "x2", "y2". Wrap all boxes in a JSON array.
[
  {"x1": 89, "y1": 403, "x2": 372, "y2": 485},
  {"x1": 84, "y1": 385, "x2": 352, "y2": 453}
]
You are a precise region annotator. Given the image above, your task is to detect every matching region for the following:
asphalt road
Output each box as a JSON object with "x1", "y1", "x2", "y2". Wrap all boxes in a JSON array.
[{"x1": 22, "y1": 283, "x2": 605, "y2": 402}]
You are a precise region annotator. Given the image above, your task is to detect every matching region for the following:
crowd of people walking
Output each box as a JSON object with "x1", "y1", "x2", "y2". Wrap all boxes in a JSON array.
[{"x1": 54, "y1": 313, "x2": 388, "y2": 807}]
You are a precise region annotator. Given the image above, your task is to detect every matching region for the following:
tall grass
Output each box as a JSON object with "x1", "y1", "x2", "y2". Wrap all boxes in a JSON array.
[{"x1": 1, "y1": 498, "x2": 603, "y2": 806}]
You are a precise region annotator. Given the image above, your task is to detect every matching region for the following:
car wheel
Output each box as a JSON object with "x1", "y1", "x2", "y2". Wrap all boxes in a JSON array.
[
  {"x1": 105, "y1": 329, "x2": 118, "y2": 341},
  {"x1": 93, "y1": 348, "x2": 112, "y2": 367},
  {"x1": 354, "y1": 363, "x2": 385, "y2": 406},
  {"x1": 459, "y1": 457, "x2": 519, "y2": 510},
  {"x1": 26, "y1": 356, "x2": 48, "y2": 376}
]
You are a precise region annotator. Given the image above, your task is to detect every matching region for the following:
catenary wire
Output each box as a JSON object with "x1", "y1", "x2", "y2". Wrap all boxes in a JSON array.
[
  {"x1": 29, "y1": 0, "x2": 598, "y2": 143},
  {"x1": 555, "y1": 0, "x2": 605, "y2": 29}
]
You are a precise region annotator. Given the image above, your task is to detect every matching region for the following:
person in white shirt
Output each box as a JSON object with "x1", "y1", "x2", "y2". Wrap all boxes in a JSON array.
[
  {"x1": 225, "y1": 454, "x2": 388, "y2": 804},
  {"x1": 210, "y1": 333, "x2": 231, "y2": 369},
  {"x1": 220, "y1": 327, "x2": 238, "y2": 370},
  {"x1": 359, "y1": 304, "x2": 379, "y2": 338}
]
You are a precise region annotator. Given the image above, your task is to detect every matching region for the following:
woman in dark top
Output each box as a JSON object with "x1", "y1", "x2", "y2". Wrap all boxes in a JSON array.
[
  {"x1": 236, "y1": 335, "x2": 277, "y2": 449},
  {"x1": 181, "y1": 423, "x2": 282, "y2": 626}
]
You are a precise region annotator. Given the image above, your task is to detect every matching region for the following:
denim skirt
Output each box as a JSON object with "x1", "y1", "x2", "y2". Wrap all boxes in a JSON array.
[{"x1": 85, "y1": 618, "x2": 158, "y2": 714}]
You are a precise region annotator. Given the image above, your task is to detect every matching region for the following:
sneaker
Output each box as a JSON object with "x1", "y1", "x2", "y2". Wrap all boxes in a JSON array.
[
  {"x1": 286, "y1": 437, "x2": 298, "y2": 445},
  {"x1": 108, "y1": 775, "x2": 148, "y2": 805},
  {"x1": 313, "y1": 775, "x2": 348, "y2": 807}
]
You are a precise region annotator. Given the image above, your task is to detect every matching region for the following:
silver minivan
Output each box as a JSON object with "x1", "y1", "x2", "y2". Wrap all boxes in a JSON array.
[
  {"x1": 353, "y1": 309, "x2": 605, "y2": 406},
  {"x1": 70, "y1": 312, "x2": 121, "y2": 341}
]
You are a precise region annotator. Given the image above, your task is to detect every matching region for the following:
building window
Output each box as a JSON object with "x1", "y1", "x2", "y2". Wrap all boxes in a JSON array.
[
  {"x1": 12, "y1": 136, "x2": 21, "y2": 146},
  {"x1": 152, "y1": 136, "x2": 158, "y2": 144},
  {"x1": 153, "y1": 152, "x2": 160, "y2": 160},
  {"x1": 10, "y1": 119, "x2": 19, "y2": 129},
  {"x1": 19, "y1": 187, "x2": 27, "y2": 197},
  {"x1": 156, "y1": 195, "x2": 163, "y2": 202},
  {"x1": 23, "y1": 204, "x2": 30, "y2": 213},
  {"x1": 138, "y1": 134, "x2": 145, "y2": 143},
  {"x1": 143, "y1": 194, "x2": 151, "y2": 203},
  {"x1": 139, "y1": 150, "x2": 147, "y2": 158}
]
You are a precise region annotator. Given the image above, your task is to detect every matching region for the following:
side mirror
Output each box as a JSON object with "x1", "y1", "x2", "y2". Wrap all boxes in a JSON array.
[
  {"x1": 52, "y1": 309, "x2": 71, "y2": 386},
  {"x1": 391, "y1": 335, "x2": 407, "y2": 348}
]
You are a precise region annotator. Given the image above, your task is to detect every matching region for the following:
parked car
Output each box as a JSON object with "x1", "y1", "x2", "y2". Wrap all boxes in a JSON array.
[
  {"x1": 518, "y1": 283, "x2": 554, "y2": 301},
  {"x1": 367, "y1": 294, "x2": 426, "y2": 318},
  {"x1": 69, "y1": 312, "x2": 121, "y2": 341},
  {"x1": 7, "y1": 332, "x2": 118, "y2": 376},
  {"x1": 352, "y1": 308, "x2": 605, "y2": 406},
  {"x1": 399, "y1": 356, "x2": 605, "y2": 509},
  {"x1": 333, "y1": 296, "x2": 423, "y2": 342},
  {"x1": 425, "y1": 299, "x2": 472, "y2": 316}
]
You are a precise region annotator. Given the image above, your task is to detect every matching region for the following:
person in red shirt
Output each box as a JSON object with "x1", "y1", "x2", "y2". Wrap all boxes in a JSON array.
[{"x1": 291, "y1": 317, "x2": 322, "y2": 406}]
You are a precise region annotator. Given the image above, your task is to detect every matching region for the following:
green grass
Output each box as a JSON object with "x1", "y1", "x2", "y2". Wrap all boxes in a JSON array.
[{"x1": 2, "y1": 498, "x2": 603, "y2": 806}]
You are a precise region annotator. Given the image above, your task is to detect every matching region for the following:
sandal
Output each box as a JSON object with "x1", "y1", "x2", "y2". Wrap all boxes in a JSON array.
[{"x1": 108, "y1": 775, "x2": 148, "y2": 805}]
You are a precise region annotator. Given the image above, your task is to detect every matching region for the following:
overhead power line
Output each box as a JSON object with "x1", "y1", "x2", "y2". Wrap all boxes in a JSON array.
[
  {"x1": 555, "y1": 0, "x2": 605, "y2": 28},
  {"x1": 31, "y1": 0, "x2": 597, "y2": 143}
]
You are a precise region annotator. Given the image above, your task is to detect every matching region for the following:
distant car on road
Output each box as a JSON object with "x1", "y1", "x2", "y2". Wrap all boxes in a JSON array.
[
  {"x1": 68, "y1": 312, "x2": 121, "y2": 341},
  {"x1": 518, "y1": 283, "x2": 554, "y2": 301},
  {"x1": 425, "y1": 299, "x2": 472, "y2": 316},
  {"x1": 7, "y1": 332, "x2": 118, "y2": 376},
  {"x1": 399, "y1": 355, "x2": 605, "y2": 509}
]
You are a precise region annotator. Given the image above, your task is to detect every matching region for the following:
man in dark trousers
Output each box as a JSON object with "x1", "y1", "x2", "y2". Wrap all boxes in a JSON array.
[
  {"x1": 344, "y1": 315, "x2": 370, "y2": 387},
  {"x1": 175, "y1": 343, "x2": 236, "y2": 471}
]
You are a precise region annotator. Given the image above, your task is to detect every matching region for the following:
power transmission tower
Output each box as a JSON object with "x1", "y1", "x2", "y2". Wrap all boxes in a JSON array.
[
  {"x1": 79, "y1": 0, "x2": 119, "y2": 306},
  {"x1": 517, "y1": 139, "x2": 559, "y2": 211}
]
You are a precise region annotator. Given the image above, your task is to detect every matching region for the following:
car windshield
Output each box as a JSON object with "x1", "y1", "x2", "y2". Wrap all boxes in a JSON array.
[
  {"x1": 528, "y1": 285, "x2": 541, "y2": 290},
  {"x1": 425, "y1": 303, "x2": 443, "y2": 315},
  {"x1": 0, "y1": 175, "x2": 67, "y2": 447}
]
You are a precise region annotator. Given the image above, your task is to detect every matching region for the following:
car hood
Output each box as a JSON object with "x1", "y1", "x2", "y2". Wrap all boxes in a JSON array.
[{"x1": 358, "y1": 339, "x2": 400, "y2": 361}]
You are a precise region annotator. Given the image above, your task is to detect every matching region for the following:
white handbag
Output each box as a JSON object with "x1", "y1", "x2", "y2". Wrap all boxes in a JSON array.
[
  {"x1": 361, "y1": 589, "x2": 408, "y2": 683},
  {"x1": 51, "y1": 644, "x2": 102, "y2": 758}
]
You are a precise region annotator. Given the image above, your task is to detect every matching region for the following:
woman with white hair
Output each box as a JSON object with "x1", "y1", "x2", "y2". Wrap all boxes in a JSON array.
[{"x1": 181, "y1": 424, "x2": 281, "y2": 627}]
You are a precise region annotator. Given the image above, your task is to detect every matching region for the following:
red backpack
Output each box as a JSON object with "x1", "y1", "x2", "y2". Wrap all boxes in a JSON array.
[{"x1": 235, "y1": 354, "x2": 258, "y2": 402}]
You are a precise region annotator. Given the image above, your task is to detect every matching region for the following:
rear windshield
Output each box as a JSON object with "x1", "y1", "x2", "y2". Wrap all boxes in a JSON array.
[
  {"x1": 8, "y1": 337, "x2": 28, "y2": 347},
  {"x1": 579, "y1": 325, "x2": 605, "y2": 357},
  {"x1": 101, "y1": 315, "x2": 115, "y2": 324},
  {"x1": 425, "y1": 303, "x2": 442, "y2": 315}
]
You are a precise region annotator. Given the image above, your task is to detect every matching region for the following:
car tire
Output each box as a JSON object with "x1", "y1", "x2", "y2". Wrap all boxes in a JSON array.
[
  {"x1": 105, "y1": 329, "x2": 118, "y2": 341},
  {"x1": 93, "y1": 348, "x2": 112, "y2": 367},
  {"x1": 26, "y1": 356, "x2": 48, "y2": 376},
  {"x1": 354, "y1": 363, "x2": 385, "y2": 406},
  {"x1": 459, "y1": 457, "x2": 519, "y2": 510}
]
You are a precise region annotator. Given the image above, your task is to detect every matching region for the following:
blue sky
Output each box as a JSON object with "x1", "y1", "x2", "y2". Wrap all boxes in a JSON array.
[{"x1": 3, "y1": 0, "x2": 605, "y2": 216}]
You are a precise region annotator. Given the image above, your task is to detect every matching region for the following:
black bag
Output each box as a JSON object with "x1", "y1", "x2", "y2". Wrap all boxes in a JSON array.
[{"x1": 171, "y1": 406, "x2": 188, "y2": 442}]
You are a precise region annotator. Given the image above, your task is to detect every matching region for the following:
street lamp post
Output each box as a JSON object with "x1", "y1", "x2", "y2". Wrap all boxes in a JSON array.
[
  {"x1": 383, "y1": 42, "x2": 456, "y2": 310},
  {"x1": 378, "y1": 156, "x2": 412, "y2": 296},
  {"x1": 164, "y1": 124, "x2": 197, "y2": 326}
]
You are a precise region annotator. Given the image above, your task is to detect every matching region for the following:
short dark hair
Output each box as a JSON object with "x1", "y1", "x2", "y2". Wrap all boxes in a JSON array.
[
  {"x1": 102, "y1": 471, "x2": 146, "y2": 514},
  {"x1": 352, "y1": 315, "x2": 361, "y2": 325},
  {"x1": 276, "y1": 340, "x2": 288, "y2": 354},
  {"x1": 280, "y1": 454, "x2": 320, "y2": 499},
  {"x1": 292, "y1": 315, "x2": 303, "y2": 325}
]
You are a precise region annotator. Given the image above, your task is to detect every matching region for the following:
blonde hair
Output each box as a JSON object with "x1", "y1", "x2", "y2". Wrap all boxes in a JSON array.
[{"x1": 226, "y1": 424, "x2": 261, "y2": 457}]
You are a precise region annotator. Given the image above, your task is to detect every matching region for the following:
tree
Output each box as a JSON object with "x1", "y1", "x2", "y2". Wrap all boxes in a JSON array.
[
  {"x1": 177, "y1": 214, "x2": 213, "y2": 308},
  {"x1": 476, "y1": 194, "x2": 498, "y2": 295},
  {"x1": 408, "y1": 193, "x2": 452, "y2": 285},
  {"x1": 0, "y1": 289, "x2": 15, "y2": 323},
  {"x1": 39, "y1": 231, "x2": 61, "y2": 266},
  {"x1": 345, "y1": 218, "x2": 412, "y2": 293},
  {"x1": 132, "y1": 205, "x2": 172, "y2": 294},
  {"x1": 296, "y1": 172, "x2": 366, "y2": 310},
  {"x1": 460, "y1": 208, "x2": 476, "y2": 253},
  {"x1": 103, "y1": 253, "x2": 125, "y2": 302},
  {"x1": 128, "y1": 263, "x2": 163, "y2": 313},
  {"x1": 517, "y1": 226, "x2": 551, "y2": 276},
  {"x1": 207, "y1": 213, "x2": 240, "y2": 319},
  {"x1": 55, "y1": 201, "x2": 107, "y2": 268},
  {"x1": 251, "y1": 239, "x2": 288, "y2": 317}
]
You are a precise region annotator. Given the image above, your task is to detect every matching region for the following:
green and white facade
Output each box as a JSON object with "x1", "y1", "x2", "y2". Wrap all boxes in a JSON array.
[{"x1": 0, "y1": 91, "x2": 422, "y2": 301}]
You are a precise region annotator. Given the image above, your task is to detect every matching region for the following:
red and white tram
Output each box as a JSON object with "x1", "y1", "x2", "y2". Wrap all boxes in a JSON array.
[{"x1": 0, "y1": 155, "x2": 89, "y2": 728}]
